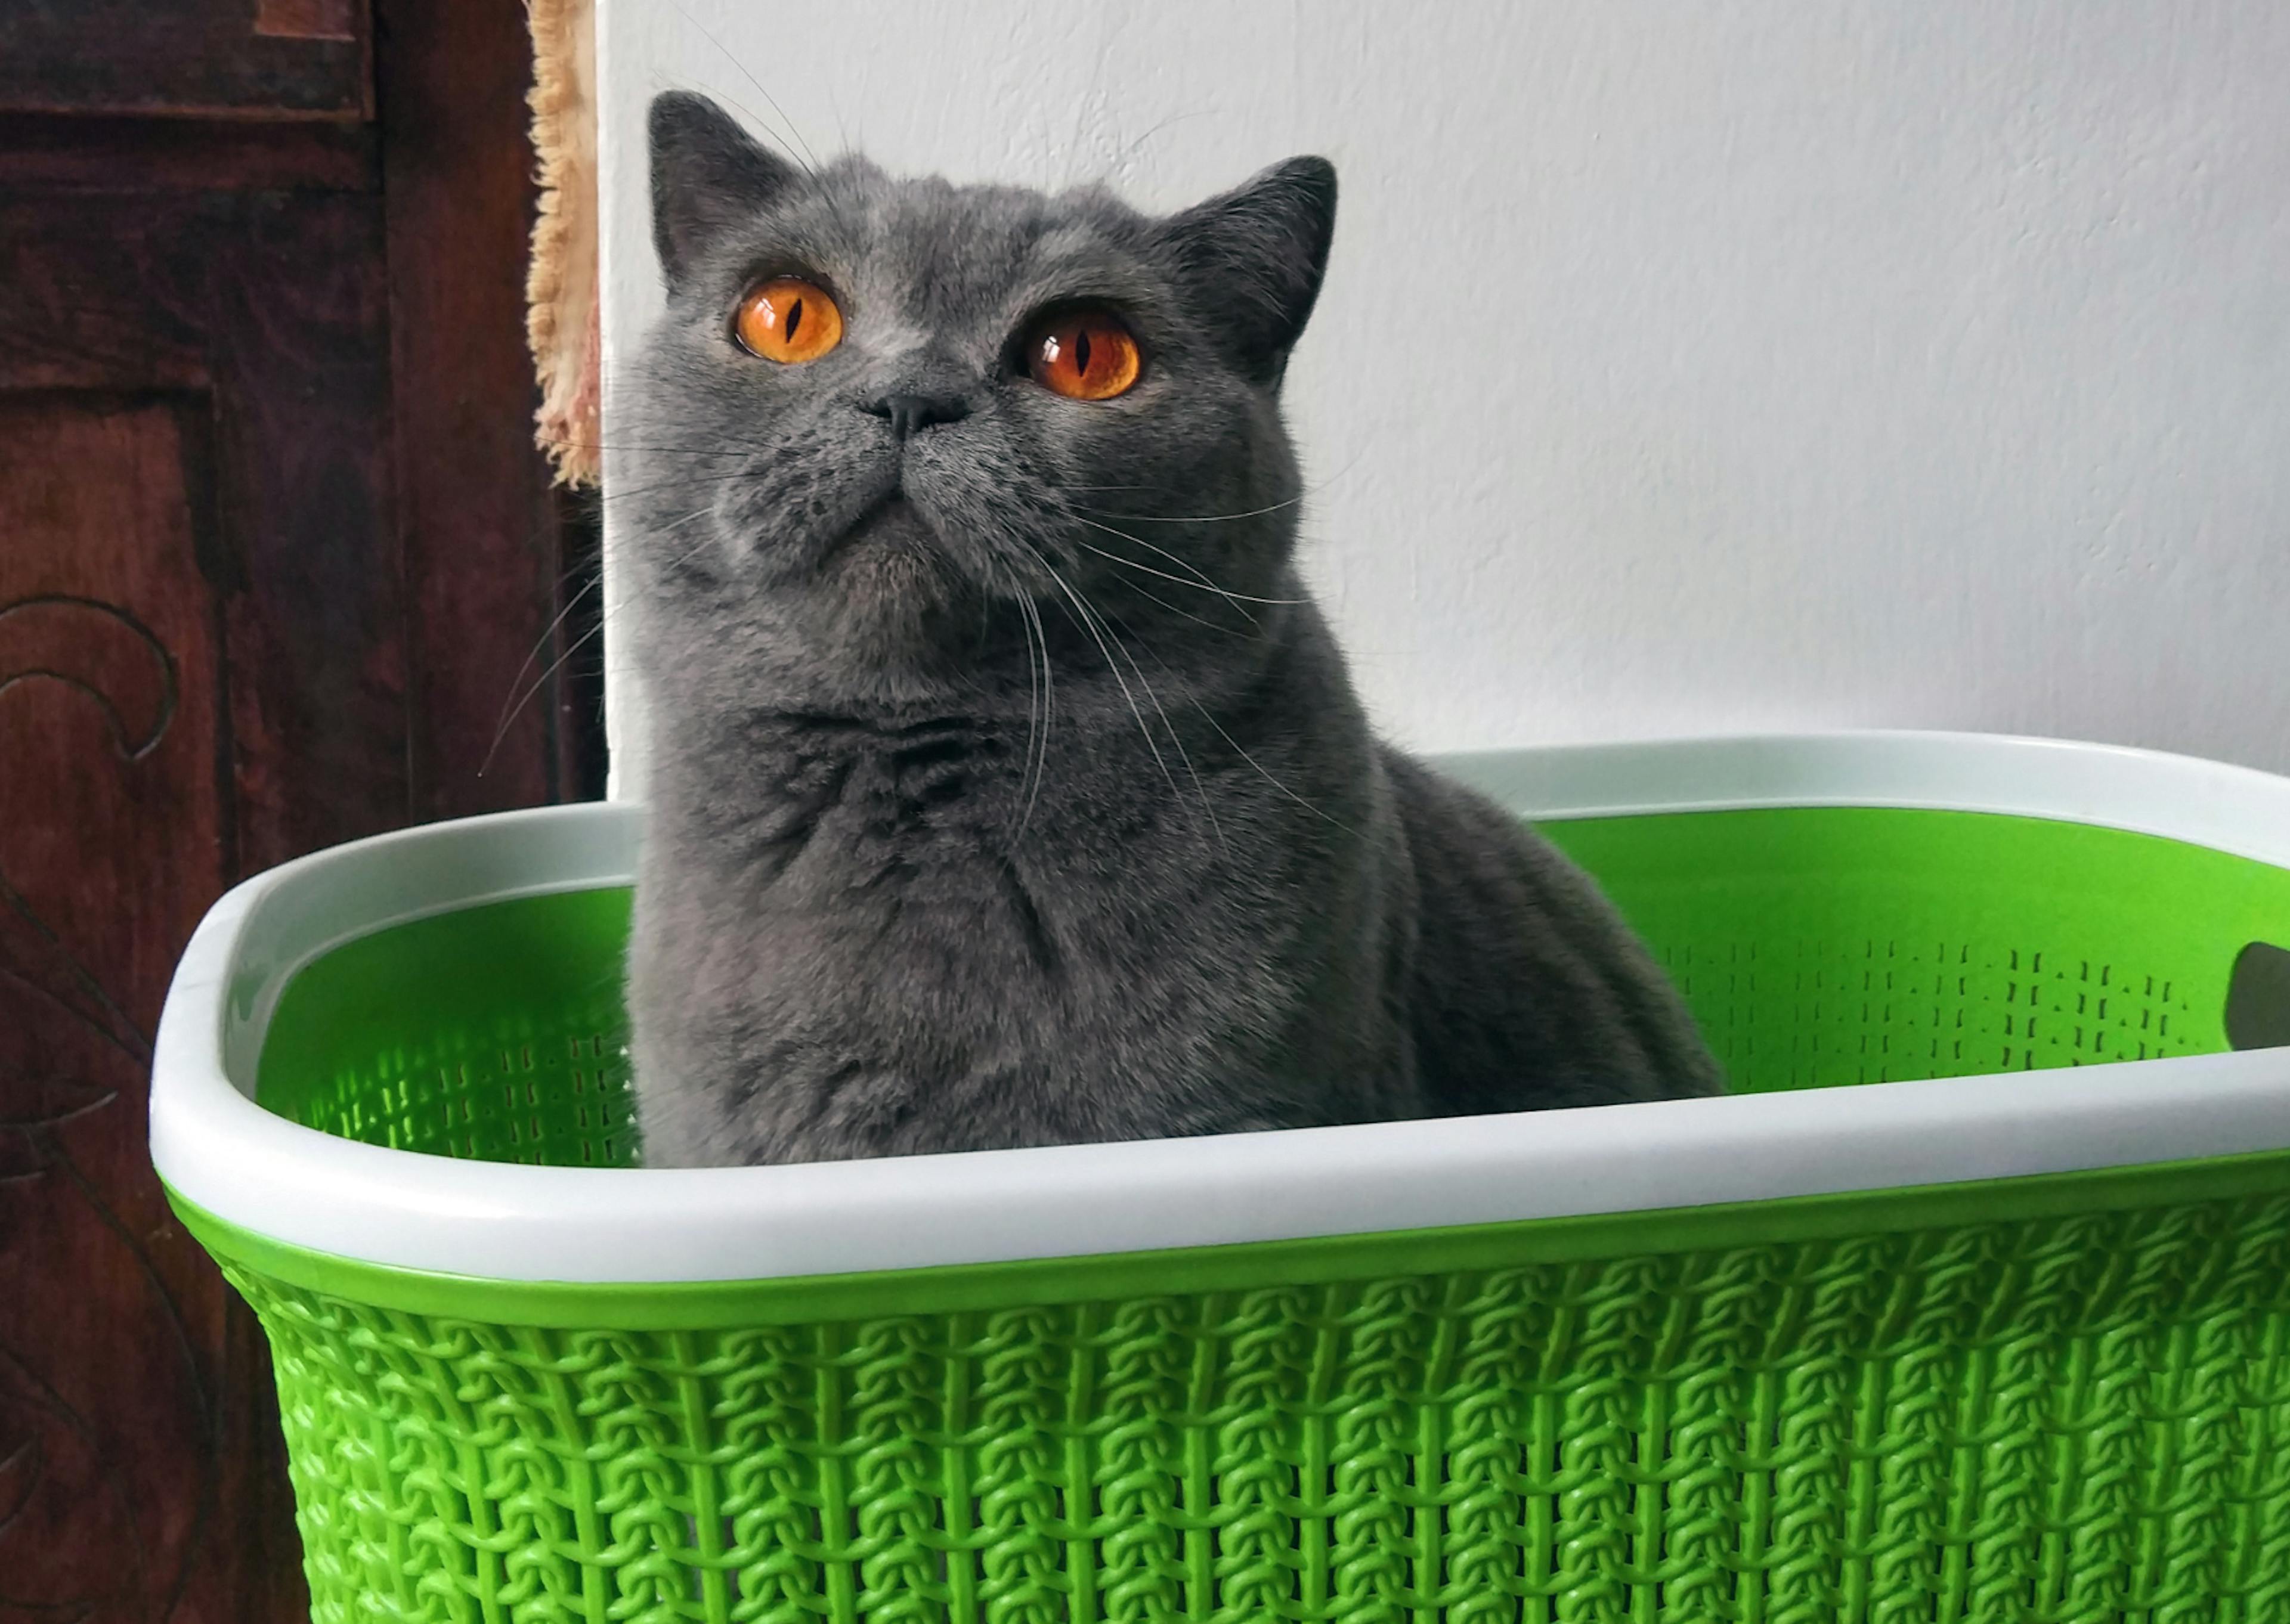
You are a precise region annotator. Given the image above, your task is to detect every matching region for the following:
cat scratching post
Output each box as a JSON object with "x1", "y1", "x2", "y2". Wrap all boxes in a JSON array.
[{"x1": 527, "y1": 0, "x2": 600, "y2": 488}]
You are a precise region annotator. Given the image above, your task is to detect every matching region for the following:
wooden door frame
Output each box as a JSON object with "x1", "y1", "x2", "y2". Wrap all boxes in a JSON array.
[
  {"x1": 2, "y1": 0, "x2": 601, "y2": 826},
  {"x1": 1, "y1": 4, "x2": 598, "y2": 1619},
  {"x1": 378, "y1": 0, "x2": 600, "y2": 821}
]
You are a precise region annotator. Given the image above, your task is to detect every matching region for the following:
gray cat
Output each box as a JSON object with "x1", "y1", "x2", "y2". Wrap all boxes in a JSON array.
[{"x1": 622, "y1": 92, "x2": 1720, "y2": 1167}]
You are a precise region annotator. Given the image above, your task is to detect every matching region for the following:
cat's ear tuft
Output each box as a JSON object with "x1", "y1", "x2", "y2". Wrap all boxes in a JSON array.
[
  {"x1": 1162, "y1": 157, "x2": 1338, "y2": 386},
  {"x1": 649, "y1": 91, "x2": 802, "y2": 291}
]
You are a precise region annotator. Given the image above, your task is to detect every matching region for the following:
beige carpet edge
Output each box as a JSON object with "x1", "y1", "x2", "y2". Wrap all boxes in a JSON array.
[{"x1": 527, "y1": 0, "x2": 601, "y2": 488}]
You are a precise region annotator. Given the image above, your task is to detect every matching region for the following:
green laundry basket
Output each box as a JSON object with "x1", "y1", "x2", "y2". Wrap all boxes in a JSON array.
[{"x1": 150, "y1": 732, "x2": 2290, "y2": 1623}]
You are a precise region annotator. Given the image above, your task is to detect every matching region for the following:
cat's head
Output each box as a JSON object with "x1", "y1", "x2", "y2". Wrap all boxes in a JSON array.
[{"x1": 625, "y1": 90, "x2": 1335, "y2": 711}]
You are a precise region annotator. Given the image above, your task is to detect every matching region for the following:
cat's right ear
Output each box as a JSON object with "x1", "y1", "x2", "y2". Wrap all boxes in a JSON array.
[
  {"x1": 649, "y1": 91, "x2": 802, "y2": 292},
  {"x1": 1162, "y1": 157, "x2": 1338, "y2": 388}
]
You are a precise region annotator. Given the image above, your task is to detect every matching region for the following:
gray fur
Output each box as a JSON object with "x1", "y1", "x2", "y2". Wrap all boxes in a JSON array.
[{"x1": 623, "y1": 92, "x2": 1720, "y2": 1167}]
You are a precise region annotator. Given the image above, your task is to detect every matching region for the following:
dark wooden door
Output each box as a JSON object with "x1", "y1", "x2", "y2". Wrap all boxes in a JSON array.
[{"x1": 0, "y1": 4, "x2": 599, "y2": 1619}]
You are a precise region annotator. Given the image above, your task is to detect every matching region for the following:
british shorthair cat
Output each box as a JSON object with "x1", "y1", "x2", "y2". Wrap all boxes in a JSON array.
[{"x1": 619, "y1": 92, "x2": 1720, "y2": 1167}]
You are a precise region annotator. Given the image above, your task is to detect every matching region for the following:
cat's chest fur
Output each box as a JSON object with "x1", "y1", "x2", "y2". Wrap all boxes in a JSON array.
[{"x1": 629, "y1": 717, "x2": 1410, "y2": 1165}]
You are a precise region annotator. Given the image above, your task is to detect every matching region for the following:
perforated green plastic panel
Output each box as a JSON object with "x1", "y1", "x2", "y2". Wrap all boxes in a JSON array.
[
  {"x1": 257, "y1": 885, "x2": 636, "y2": 1164},
  {"x1": 189, "y1": 807, "x2": 2290, "y2": 1622}
]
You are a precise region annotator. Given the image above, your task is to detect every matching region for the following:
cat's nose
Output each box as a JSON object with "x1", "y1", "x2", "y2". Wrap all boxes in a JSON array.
[{"x1": 864, "y1": 392, "x2": 971, "y2": 439}]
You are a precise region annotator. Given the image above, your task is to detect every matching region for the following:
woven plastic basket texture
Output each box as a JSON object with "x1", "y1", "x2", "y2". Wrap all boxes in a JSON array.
[{"x1": 178, "y1": 807, "x2": 2290, "y2": 1622}]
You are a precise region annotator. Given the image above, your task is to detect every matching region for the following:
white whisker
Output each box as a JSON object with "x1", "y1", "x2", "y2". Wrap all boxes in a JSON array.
[
  {"x1": 1116, "y1": 578, "x2": 1249, "y2": 639},
  {"x1": 1053, "y1": 569, "x2": 1227, "y2": 854},
  {"x1": 1072, "y1": 533, "x2": 1302, "y2": 609},
  {"x1": 480, "y1": 617, "x2": 605, "y2": 777},
  {"x1": 1009, "y1": 574, "x2": 1053, "y2": 839},
  {"x1": 1024, "y1": 546, "x2": 1186, "y2": 817},
  {"x1": 1189, "y1": 696, "x2": 1356, "y2": 835},
  {"x1": 1066, "y1": 513, "x2": 1267, "y2": 617},
  {"x1": 1076, "y1": 492, "x2": 1304, "y2": 525}
]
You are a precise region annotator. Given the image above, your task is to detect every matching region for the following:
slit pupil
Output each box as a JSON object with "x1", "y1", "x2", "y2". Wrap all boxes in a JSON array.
[
  {"x1": 1075, "y1": 328, "x2": 1092, "y2": 376},
  {"x1": 785, "y1": 297, "x2": 805, "y2": 344}
]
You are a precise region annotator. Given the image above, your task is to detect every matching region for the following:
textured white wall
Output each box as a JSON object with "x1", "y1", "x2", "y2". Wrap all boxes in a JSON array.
[{"x1": 598, "y1": 1, "x2": 2290, "y2": 794}]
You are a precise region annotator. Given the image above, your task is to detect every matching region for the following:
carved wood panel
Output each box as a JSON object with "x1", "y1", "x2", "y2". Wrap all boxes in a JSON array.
[
  {"x1": 0, "y1": 5, "x2": 590, "y2": 1615},
  {"x1": 0, "y1": 395, "x2": 256, "y2": 1622},
  {"x1": 0, "y1": 190, "x2": 411, "y2": 872},
  {"x1": 0, "y1": 179, "x2": 407, "y2": 1624}
]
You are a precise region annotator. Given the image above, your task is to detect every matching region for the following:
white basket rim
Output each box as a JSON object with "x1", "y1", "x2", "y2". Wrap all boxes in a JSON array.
[{"x1": 149, "y1": 729, "x2": 2290, "y2": 1284}]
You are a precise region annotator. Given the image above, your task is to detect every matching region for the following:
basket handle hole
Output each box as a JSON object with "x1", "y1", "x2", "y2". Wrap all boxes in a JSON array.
[{"x1": 2226, "y1": 941, "x2": 2290, "y2": 1050}]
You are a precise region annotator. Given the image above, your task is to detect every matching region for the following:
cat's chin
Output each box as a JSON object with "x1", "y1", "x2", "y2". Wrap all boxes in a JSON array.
[
  {"x1": 826, "y1": 495, "x2": 948, "y2": 600},
  {"x1": 834, "y1": 491, "x2": 934, "y2": 553},
  {"x1": 808, "y1": 497, "x2": 971, "y2": 678}
]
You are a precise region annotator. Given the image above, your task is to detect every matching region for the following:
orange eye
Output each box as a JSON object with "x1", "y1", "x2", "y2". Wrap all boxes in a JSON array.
[
  {"x1": 734, "y1": 277, "x2": 843, "y2": 364},
  {"x1": 1026, "y1": 308, "x2": 1141, "y2": 401}
]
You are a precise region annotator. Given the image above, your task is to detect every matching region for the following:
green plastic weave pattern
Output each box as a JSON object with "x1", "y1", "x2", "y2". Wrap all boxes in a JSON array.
[
  {"x1": 199, "y1": 805, "x2": 2290, "y2": 1620},
  {"x1": 252, "y1": 809, "x2": 2290, "y2": 1163},
  {"x1": 221, "y1": 1182, "x2": 2290, "y2": 1622}
]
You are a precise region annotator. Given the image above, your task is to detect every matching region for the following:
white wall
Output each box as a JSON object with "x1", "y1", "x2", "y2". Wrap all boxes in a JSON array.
[{"x1": 598, "y1": 1, "x2": 2290, "y2": 794}]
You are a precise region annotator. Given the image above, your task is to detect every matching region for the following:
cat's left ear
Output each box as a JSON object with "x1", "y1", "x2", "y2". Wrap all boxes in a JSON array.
[
  {"x1": 1162, "y1": 157, "x2": 1337, "y2": 387},
  {"x1": 649, "y1": 91, "x2": 803, "y2": 292}
]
